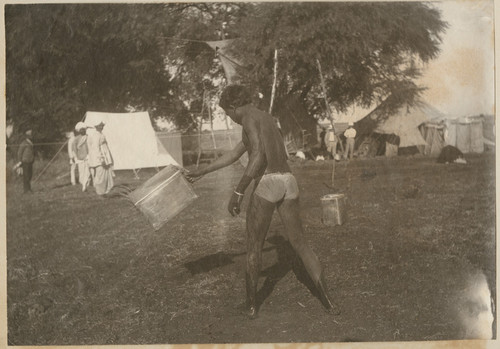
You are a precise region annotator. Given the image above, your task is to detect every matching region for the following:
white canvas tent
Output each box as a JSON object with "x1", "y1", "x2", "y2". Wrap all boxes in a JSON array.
[
  {"x1": 354, "y1": 99, "x2": 447, "y2": 157},
  {"x1": 373, "y1": 101, "x2": 444, "y2": 149},
  {"x1": 422, "y1": 115, "x2": 488, "y2": 154},
  {"x1": 83, "y1": 111, "x2": 179, "y2": 171},
  {"x1": 420, "y1": 122, "x2": 446, "y2": 156}
]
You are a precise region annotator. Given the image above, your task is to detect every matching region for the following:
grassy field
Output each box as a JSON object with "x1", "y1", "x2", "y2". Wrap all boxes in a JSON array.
[{"x1": 6, "y1": 153, "x2": 496, "y2": 345}]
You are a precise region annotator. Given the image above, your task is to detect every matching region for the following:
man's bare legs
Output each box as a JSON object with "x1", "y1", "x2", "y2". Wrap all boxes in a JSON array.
[
  {"x1": 245, "y1": 193, "x2": 275, "y2": 318},
  {"x1": 277, "y1": 198, "x2": 340, "y2": 315},
  {"x1": 244, "y1": 193, "x2": 340, "y2": 318}
]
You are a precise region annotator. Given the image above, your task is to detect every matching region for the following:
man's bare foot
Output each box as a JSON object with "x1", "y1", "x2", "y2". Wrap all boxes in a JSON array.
[
  {"x1": 316, "y1": 277, "x2": 341, "y2": 315},
  {"x1": 325, "y1": 301, "x2": 341, "y2": 316},
  {"x1": 245, "y1": 306, "x2": 258, "y2": 319},
  {"x1": 235, "y1": 302, "x2": 259, "y2": 319}
]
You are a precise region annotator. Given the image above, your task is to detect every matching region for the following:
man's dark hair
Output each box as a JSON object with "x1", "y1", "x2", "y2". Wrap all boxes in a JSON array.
[{"x1": 219, "y1": 85, "x2": 252, "y2": 110}]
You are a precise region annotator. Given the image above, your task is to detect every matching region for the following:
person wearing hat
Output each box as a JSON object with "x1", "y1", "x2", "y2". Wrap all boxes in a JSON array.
[
  {"x1": 87, "y1": 120, "x2": 114, "y2": 195},
  {"x1": 72, "y1": 122, "x2": 91, "y2": 191},
  {"x1": 343, "y1": 121, "x2": 357, "y2": 160},
  {"x1": 15, "y1": 127, "x2": 35, "y2": 194}
]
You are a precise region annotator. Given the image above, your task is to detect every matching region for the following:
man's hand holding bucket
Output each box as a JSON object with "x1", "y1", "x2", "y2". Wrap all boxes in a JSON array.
[{"x1": 183, "y1": 168, "x2": 203, "y2": 183}]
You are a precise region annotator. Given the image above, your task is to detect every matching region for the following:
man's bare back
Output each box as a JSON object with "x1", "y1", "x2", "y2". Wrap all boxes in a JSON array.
[{"x1": 240, "y1": 105, "x2": 291, "y2": 178}]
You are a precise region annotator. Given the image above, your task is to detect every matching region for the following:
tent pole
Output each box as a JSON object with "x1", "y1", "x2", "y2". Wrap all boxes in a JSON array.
[
  {"x1": 33, "y1": 113, "x2": 88, "y2": 184},
  {"x1": 225, "y1": 113, "x2": 233, "y2": 148},
  {"x1": 269, "y1": 49, "x2": 278, "y2": 115},
  {"x1": 196, "y1": 121, "x2": 202, "y2": 167},
  {"x1": 33, "y1": 139, "x2": 68, "y2": 184},
  {"x1": 331, "y1": 154, "x2": 336, "y2": 187},
  {"x1": 209, "y1": 96, "x2": 217, "y2": 151},
  {"x1": 196, "y1": 89, "x2": 207, "y2": 168}
]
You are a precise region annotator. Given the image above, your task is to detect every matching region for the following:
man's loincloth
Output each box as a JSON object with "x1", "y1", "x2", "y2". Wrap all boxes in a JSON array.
[{"x1": 254, "y1": 172, "x2": 299, "y2": 203}]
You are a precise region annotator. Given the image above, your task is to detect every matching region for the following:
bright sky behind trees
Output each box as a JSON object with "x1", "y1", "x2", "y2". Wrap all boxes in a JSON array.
[{"x1": 419, "y1": 0, "x2": 494, "y2": 117}]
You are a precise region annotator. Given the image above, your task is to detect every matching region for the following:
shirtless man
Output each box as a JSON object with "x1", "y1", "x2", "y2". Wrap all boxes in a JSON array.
[{"x1": 186, "y1": 85, "x2": 339, "y2": 318}]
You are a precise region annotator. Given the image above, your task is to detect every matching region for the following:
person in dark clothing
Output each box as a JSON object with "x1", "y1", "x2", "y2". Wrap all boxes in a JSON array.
[
  {"x1": 320, "y1": 128, "x2": 327, "y2": 151},
  {"x1": 15, "y1": 127, "x2": 35, "y2": 193}
]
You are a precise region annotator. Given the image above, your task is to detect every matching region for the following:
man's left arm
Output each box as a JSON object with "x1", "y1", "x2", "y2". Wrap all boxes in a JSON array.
[{"x1": 185, "y1": 142, "x2": 247, "y2": 183}]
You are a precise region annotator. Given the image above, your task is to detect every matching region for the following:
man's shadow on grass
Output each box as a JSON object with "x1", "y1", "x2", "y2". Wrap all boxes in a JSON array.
[
  {"x1": 183, "y1": 235, "x2": 322, "y2": 311},
  {"x1": 256, "y1": 235, "x2": 321, "y2": 310},
  {"x1": 184, "y1": 247, "x2": 274, "y2": 275},
  {"x1": 184, "y1": 251, "x2": 245, "y2": 275}
]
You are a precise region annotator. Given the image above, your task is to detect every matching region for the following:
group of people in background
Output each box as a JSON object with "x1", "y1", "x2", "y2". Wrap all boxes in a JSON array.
[
  {"x1": 321, "y1": 121, "x2": 357, "y2": 161},
  {"x1": 14, "y1": 120, "x2": 114, "y2": 196},
  {"x1": 67, "y1": 120, "x2": 114, "y2": 195}
]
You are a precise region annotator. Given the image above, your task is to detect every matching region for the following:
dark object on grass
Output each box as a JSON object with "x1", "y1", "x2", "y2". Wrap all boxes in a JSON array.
[
  {"x1": 437, "y1": 145, "x2": 466, "y2": 164},
  {"x1": 102, "y1": 184, "x2": 133, "y2": 199}
]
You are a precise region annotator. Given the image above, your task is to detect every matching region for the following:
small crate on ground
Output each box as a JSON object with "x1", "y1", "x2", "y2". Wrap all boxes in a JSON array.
[{"x1": 321, "y1": 193, "x2": 347, "y2": 226}]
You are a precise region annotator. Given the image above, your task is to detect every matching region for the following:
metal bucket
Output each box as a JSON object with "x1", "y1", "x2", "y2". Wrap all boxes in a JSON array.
[
  {"x1": 320, "y1": 193, "x2": 346, "y2": 226},
  {"x1": 128, "y1": 165, "x2": 198, "y2": 230}
]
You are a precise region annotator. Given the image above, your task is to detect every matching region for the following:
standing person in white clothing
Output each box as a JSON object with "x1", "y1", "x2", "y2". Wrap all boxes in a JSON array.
[
  {"x1": 73, "y1": 122, "x2": 91, "y2": 192},
  {"x1": 326, "y1": 125, "x2": 338, "y2": 160},
  {"x1": 67, "y1": 130, "x2": 77, "y2": 185},
  {"x1": 343, "y1": 121, "x2": 356, "y2": 160},
  {"x1": 87, "y1": 120, "x2": 114, "y2": 195}
]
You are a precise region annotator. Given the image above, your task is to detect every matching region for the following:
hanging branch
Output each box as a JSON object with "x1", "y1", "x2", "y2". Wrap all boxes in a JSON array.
[{"x1": 196, "y1": 88, "x2": 207, "y2": 167}]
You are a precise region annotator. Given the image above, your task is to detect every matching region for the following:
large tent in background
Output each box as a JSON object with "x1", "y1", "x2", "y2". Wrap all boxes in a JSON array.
[
  {"x1": 374, "y1": 101, "x2": 443, "y2": 148},
  {"x1": 83, "y1": 111, "x2": 179, "y2": 170},
  {"x1": 356, "y1": 100, "x2": 445, "y2": 157}
]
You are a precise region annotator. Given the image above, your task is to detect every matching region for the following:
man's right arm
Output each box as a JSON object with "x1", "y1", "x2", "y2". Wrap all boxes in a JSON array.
[{"x1": 186, "y1": 142, "x2": 246, "y2": 182}]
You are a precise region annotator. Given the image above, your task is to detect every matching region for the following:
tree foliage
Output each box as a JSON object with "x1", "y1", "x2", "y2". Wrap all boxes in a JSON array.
[
  {"x1": 6, "y1": 4, "x2": 179, "y2": 140},
  {"x1": 160, "y1": 3, "x2": 248, "y2": 131},
  {"x1": 230, "y1": 2, "x2": 447, "y2": 117},
  {"x1": 5, "y1": 2, "x2": 447, "y2": 142}
]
